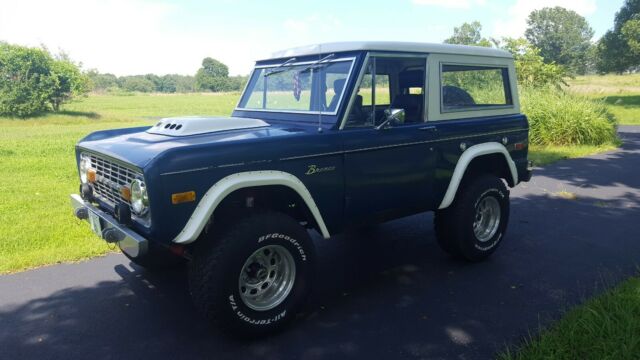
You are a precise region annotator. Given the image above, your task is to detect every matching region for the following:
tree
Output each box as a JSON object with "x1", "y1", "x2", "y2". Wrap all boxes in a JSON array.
[
  {"x1": 195, "y1": 57, "x2": 231, "y2": 92},
  {"x1": 525, "y1": 6, "x2": 594, "y2": 74},
  {"x1": 87, "y1": 70, "x2": 118, "y2": 92},
  {"x1": 0, "y1": 43, "x2": 55, "y2": 117},
  {"x1": 120, "y1": 76, "x2": 155, "y2": 92},
  {"x1": 444, "y1": 21, "x2": 492, "y2": 47},
  {"x1": 49, "y1": 59, "x2": 90, "y2": 111},
  {"x1": 498, "y1": 38, "x2": 567, "y2": 88},
  {"x1": 596, "y1": 0, "x2": 640, "y2": 73},
  {"x1": 621, "y1": 16, "x2": 640, "y2": 54}
]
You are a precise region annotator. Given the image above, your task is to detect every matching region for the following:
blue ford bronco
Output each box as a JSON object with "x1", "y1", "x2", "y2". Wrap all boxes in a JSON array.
[{"x1": 71, "y1": 42, "x2": 532, "y2": 336}]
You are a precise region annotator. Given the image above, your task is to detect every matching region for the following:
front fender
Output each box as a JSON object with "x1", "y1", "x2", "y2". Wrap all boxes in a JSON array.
[{"x1": 172, "y1": 170, "x2": 331, "y2": 244}]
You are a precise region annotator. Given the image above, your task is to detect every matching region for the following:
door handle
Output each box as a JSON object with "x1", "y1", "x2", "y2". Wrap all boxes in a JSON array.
[{"x1": 419, "y1": 126, "x2": 437, "y2": 132}]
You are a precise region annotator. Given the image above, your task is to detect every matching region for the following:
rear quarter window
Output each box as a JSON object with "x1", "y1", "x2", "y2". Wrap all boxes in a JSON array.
[{"x1": 440, "y1": 64, "x2": 512, "y2": 112}]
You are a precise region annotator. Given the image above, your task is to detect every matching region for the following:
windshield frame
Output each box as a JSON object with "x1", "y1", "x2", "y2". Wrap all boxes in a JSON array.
[{"x1": 235, "y1": 56, "x2": 357, "y2": 116}]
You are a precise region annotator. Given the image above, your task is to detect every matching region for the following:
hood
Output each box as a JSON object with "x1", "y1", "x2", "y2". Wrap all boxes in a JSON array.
[
  {"x1": 147, "y1": 116, "x2": 270, "y2": 136},
  {"x1": 77, "y1": 117, "x2": 308, "y2": 169}
]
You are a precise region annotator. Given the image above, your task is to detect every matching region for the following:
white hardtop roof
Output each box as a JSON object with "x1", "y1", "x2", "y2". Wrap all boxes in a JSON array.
[{"x1": 265, "y1": 41, "x2": 512, "y2": 60}]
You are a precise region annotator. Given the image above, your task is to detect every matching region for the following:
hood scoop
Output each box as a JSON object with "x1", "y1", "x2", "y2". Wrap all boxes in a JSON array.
[{"x1": 147, "y1": 116, "x2": 270, "y2": 136}]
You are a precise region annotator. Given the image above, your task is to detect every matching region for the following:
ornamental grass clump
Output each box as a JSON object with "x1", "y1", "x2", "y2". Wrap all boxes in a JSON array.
[{"x1": 521, "y1": 87, "x2": 618, "y2": 146}]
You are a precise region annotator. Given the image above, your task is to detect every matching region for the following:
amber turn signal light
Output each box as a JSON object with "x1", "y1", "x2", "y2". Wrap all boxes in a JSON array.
[
  {"x1": 172, "y1": 191, "x2": 196, "y2": 205},
  {"x1": 87, "y1": 168, "x2": 97, "y2": 183},
  {"x1": 120, "y1": 186, "x2": 131, "y2": 201}
]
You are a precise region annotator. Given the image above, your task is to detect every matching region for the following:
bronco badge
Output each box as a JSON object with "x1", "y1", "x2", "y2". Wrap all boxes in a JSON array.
[{"x1": 305, "y1": 164, "x2": 336, "y2": 175}]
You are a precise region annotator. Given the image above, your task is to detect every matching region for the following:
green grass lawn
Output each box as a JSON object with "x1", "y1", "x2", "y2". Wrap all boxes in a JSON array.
[
  {"x1": 567, "y1": 74, "x2": 640, "y2": 125},
  {"x1": 500, "y1": 277, "x2": 640, "y2": 359},
  {"x1": 528, "y1": 144, "x2": 620, "y2": 166}
]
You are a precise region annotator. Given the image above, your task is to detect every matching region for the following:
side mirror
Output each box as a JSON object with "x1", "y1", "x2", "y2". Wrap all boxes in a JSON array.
[{"x1": 375, "y1": 108, "x2": 405, "y2": 130}]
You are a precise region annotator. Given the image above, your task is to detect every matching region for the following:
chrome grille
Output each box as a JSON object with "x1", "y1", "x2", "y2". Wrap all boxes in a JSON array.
[{"x1": 88, "y1": 154, "x2": 140, "y2": 208}]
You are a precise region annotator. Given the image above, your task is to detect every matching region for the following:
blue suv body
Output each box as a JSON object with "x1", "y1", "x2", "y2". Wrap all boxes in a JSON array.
[{"x1": 71, "y1": 42, "x2": 532, "y2": 335}]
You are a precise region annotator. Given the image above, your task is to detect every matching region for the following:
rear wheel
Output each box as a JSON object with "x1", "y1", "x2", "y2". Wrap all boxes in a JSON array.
[
  {"x1": 188, "y1": 211, "x2": 315, "y2": 337},
  {"x1": 434, "y1": 175, "x2": 510, "y2": 261}
]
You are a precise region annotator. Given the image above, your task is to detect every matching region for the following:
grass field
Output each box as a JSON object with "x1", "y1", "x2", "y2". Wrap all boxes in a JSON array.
[{"x1": 567, "y1": 74, "x2": 640, "y2": 125}]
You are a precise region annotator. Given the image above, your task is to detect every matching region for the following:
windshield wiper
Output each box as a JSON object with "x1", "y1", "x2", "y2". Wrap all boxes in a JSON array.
[
  {"x1": 298, "y1": 54, "x2": 335, "y2": 73},
  {"x1": 264, "y1": 57, "x2": 297, "y2": 77}
]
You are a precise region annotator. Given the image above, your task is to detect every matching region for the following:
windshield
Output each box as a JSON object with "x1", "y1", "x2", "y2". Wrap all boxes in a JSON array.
[{"x1": 237, "y1": 57, "x2": 355, "y2": 115}]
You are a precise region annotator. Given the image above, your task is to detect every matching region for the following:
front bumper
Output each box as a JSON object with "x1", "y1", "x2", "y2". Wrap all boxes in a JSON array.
[{"x1": 70, "y1": 194, "x2": 148, "y2": 258}]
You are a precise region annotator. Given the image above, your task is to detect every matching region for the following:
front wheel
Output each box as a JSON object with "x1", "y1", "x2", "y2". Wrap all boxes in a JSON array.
[
  {"x1": 188, "y1": 212, "x2": 315, "y2": 337},
  {"x1": 434, "y1": 175, "x2": 510, "y2": 261}
]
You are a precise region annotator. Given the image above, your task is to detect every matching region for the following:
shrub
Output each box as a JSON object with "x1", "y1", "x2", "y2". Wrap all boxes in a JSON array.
[
  {"x1": 0, "y1": 43, "x2": 55, "y2": 117},
  {"x1": 521, "y1": 86, "x2": 618, "y2": 146},
  {"x1": 0, "y1": 42, "x2": 89, "y2": 117},
  {"x1": 500, "y1": 38, "x2": 568, "y2": 89},
  {"x1": 49, "y1": 58, "x2": 90, "y2": 111}
]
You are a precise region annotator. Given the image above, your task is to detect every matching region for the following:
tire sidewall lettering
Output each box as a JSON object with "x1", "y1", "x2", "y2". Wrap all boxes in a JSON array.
[
  {"x1": 258, "y1": 232, "x2": 307, "y2": 261},
  {"x1": 228, "y1": 294, "x2": 287, "y2": 325}
]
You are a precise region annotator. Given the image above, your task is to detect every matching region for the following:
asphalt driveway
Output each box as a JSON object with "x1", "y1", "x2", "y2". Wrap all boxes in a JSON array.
[{"x1": 1, "y1": 126, "x2": 639, "y2": 360}]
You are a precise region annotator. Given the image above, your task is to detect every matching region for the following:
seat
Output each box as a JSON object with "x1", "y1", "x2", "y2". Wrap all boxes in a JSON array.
[
  {"x1": 442, "y1": 86, "x2": 475, "y2": 107},
  {"x1": 327, "y1": 78, "x2": 346, "y2": 112},
  {"x1": 391, "y1": 69, "x2": 425, "y2": 123},
  {"x1": 347, "y1": 95, "x2": 366, "y2": 124},
  {"x1": 391, "y1": 94, "x2": 423, "y2": 123}
]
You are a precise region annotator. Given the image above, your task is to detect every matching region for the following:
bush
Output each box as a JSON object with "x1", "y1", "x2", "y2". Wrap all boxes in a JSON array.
[
  {"x1": 49, "y1": 58, "x2": 90, "y2": 111},
  {"x1": 0, "y1": 43, "x2": 55, "y2": 117},
  {"x1": 0, "y1": 42, "x2": 89, "y2": 117},
  {"x1": 521, "y1": 86, "x2": 618, "y2": 146}
]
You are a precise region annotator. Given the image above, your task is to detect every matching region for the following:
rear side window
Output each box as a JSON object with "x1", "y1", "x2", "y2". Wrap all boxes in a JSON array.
[{"x1": 440, "y1": 64, "x2": 512, "y2": 112}]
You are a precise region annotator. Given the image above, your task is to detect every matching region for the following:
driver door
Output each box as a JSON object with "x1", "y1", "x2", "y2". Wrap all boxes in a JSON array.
[{"x1": 341, "y1": 55, "x2": 438, "y2": 225}]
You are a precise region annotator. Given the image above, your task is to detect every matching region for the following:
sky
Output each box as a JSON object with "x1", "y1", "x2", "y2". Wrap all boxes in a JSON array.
[{"x1": 0, "y1": 0, "x2": 625, "y2": 76}]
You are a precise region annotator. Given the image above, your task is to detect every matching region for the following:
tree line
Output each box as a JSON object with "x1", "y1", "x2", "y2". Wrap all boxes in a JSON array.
[
  {"x1": 88, "y1": 57, "x2": 248, "y2": 94},
  {"x1": 445, "y1": 0, "x2": 639, "y2": 75}
]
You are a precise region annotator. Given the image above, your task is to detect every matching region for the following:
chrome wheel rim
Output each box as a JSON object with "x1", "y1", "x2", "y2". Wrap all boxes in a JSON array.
[
  {"x1": 473, "y1": 196, "x2": 501, "y2": 242},
  {"x1": 238, "y1": 245, "x2": 296, "y2": 311}
]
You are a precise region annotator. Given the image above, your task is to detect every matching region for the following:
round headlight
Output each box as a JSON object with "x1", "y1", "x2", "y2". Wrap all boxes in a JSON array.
[
  {"x1": 130, "y1": 179, "x2": 149, "y2": 215},
  {"x1": 79, "y1": 155, "x2": 91, "y2": 183}
]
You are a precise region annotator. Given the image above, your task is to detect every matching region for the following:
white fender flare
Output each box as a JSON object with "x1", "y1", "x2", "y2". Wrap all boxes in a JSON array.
[
  {"x1": 172, "y1": 171, "x2": 331, "y2": 244},
  {"x1": 438, "y1": 142, "x2": 518, "y2": 210}
]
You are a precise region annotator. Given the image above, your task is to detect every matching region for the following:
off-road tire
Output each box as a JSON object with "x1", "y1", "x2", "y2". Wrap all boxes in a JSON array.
[
  {"x1": 188, "y1": 211, "x2": 315, "y2": 338},
  {"x1": 434, "y1": 175, "x2": 510, "y2": 261}
]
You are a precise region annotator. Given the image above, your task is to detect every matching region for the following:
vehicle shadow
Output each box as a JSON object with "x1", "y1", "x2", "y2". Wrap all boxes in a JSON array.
[{"x1": 2, "y1": 185, "x2": 639, "y2": 359}]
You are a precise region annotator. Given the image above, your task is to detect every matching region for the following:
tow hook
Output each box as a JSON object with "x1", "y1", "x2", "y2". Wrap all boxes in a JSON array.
[
  {"x1": 74, "y1": 207, "x2": 89, "y2": 220},
  {"x1": 102, "y1": 228, "x2": 124, "y2": 243}
]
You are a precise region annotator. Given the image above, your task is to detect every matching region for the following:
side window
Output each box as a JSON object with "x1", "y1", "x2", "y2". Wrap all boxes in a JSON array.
[
  {"x1": 322, "y1": 61, "x2": 352, "y2": 112},
  {"x1": 359, "y1": 73, "x2": 390, "y2": 106},
  {"x1": 345, "y1": 56, "x2": 426, "y2": 128},
  {"x1": 440, "y1": 64, "x2": 512, "y2": 112}
]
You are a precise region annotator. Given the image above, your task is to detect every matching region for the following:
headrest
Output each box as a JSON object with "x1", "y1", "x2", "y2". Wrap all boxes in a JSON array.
[
  {"x1": 333, "y1": 78, "x2": 346, "y2": 94},
  {"x1": 398, "y1": 70, "x2": 424, "y2": 88}
]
